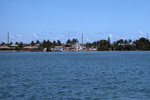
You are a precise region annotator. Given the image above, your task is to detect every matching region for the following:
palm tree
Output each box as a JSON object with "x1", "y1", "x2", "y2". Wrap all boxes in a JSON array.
[
  {"x1": 1, "y1": 42, "x2": 5, "y2": 46},
  {"x1": 10, "y1": 42, "x2": 13, "y2": 45},
  {"x1": 36, "y1": 40, "x2": 40, "y2": 45},
  {"x1": 66, "y1": 39, "x2": 71, "y2": 44},
  {"x1": 93, "y1": 41, "x2": 97, "y2": 47},
  {"x1": 72, "y1": 38, "x2": 79, "y2": 44},
  {"x1": 129, "y1": 39, "x2": 132, "y2": 43},
  {"x1": 53, "y1": 40, "x2": 56, "y2": 46},
  {"x1": 31, "y1": 41, "x2": 35, "y2": 46},
  {"x1": 42, "y1": 40, "x2": 47, "y2": 47},
  {"x1": 125, "y1": 40, "x2": 128, "y2": 45},
  {"x1": 57, "y1": 40, "x2": 61, "y2": 46},
  {"x1": 15, "y1": 42, "x2": 19, "y2": 45},
  {"x1": 120, "y1": 39, "x2": 124, "y2": 45},
  {"x1": 19, "y1": 42, "x2": 23, "y2": 49},
  {"x1": 47, "y1": 40, "x2": 52, "y2": 47},
  {"x1": 113, "y1": 42, "x2": 116, "y2": 45}
]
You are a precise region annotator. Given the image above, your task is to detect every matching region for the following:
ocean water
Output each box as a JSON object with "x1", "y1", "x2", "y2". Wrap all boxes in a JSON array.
[{"x1": 0, "y1": 51, "x2": 150, "y2": 100}]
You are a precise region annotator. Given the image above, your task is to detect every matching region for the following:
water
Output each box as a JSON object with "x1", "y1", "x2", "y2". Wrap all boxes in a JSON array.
[{"x1": 0, "y1": 51, "x2": 150, "y2": 100}]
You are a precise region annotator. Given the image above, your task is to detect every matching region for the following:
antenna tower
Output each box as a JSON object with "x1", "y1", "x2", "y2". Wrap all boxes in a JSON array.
[
  {"x1": 8, "y1": 32, "x2": 9, "y2": 45},
  {"x1": 82, "y1": 32, "x2": 83, "y2": 45}
]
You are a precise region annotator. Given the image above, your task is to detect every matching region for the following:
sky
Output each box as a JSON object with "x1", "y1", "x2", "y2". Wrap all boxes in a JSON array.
[{"x1": 0, "y1": 0, "x2": 150, "y2": 44}]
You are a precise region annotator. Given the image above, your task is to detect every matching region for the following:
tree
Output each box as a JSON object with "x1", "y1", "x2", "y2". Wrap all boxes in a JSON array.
[
  {"x1": 108, "y1": 37, "x2": 110, "y2": 47},
  {"x1": 53, "y1": 40, "x2": 56, "y2": 46},
  {"x1": 10, "y1": 42, "x2": 13, "y2": 45},
  {"x1": 120, "y1": 39, "x2": 124, "y2": 45},
  {"x1": 116, "y1": 39, "x2": 124, "y2": 45},
  {"x1": 113, "y1": 42, "x2": 116, "y2": 45},
  {"x1": 72, "y1": 38, "x2": 78, "y2": 44},
  {"x1": 1, "y1": 42, "x2": 5, "y2": 46},
  {"x1": 129, "y1": 39, "x2": 132, "y2": 43},
  {"x1": 47, "y1": 40, "x2": 52, "y2": 47},
  {"x1": 15, "y1": 42, "x2": 19, "y2": 45},
  {"x1": 92, "y1": 41, "x2": 97, "y2": 47},
  {"x1": 97, "y1": 46, "x2": 109, "y2": 51},
  {"x1": 125, "y1": 39, "x2": 128, "y2": 45},
  {"x1": 99, "y1": 40, "x2": 108, "y2": 46},
  {"x1": 125, "y1": 45, "x2": 133, "y2": 51},
  {"x1": 66, "y1": 39, "x2": 71, "y2": 44},
  {"x1": 19, "y1": 42, "x2": 23, "y2": 49},
  {"x1": 30, "y1": 41, "x2": 35, "y2": 46},
  {"x1": 57, "y1": 40, "x2": 61, "y2": 46},
  {"x1": 85, "y1": 42, "x2": 92, "y2": 48},
  {"x1": 66, "y1": 38, "x2": 78, "y2": 44},
  {"x1": 97, "y1": 41, "x2": 100, "y2": 46},
  {"x1": 36, "y1": 40, "x2": 40, "y2": 45},
  {"x1": 134, "y1": 37, "x2": 150, "y2": 50},
  {"x1": 42, "y1": 40, "x2": 47, "y2": 47}
]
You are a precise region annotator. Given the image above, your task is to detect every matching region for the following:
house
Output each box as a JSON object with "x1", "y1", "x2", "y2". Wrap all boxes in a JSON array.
[
  {"x1": 0, "y1": 46, "x2": 10, "y2": 50},
  {"x1": 54, "y1": 46, "x2": 63, "y2": 52},
  {"x1": 23, "y1": 45, "x2": 38, "y2": 49},
  {"x1": 10, "y1": 45, "x2": 19, "y2": 49},
  {"x1": 63, "y1": 44, "x2": 84, "y2": 51},
  {"x1": 63, "y1": 44, "x2": 72, "y2": 51},
  {"x1": 10, "y1": 44, "x2": 19, "y2": 47}
]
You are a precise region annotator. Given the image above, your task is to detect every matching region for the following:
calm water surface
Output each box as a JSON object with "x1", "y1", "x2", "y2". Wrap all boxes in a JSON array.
[{"x1": 0, "y1": 51, "x2": 150, "y2": 100}]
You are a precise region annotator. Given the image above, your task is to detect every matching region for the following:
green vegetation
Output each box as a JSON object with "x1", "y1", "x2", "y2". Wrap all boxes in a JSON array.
[
  {"x1": 1, "y1": 37, "x2": 150, "y2": 51},
  {"x1": 66, "y1": 38, "x2": 79, "y2": 44},
  {"x1": 86, "y1": 37, "x2": 150, "y2": 51}
]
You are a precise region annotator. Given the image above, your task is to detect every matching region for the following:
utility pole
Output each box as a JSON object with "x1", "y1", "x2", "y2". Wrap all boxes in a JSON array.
[
  {"x1": 147, "y1": 33, "x2": 149, "y2": 40},
  {"x1": 8, "y1": 32, "x2": 9, "y2": 46},
  {"x1": 108, "y1": 36, "x2": 110, "y2": 47},
  {"x1": 82, "y1": 32, "x2": 83, "y2": 45}
]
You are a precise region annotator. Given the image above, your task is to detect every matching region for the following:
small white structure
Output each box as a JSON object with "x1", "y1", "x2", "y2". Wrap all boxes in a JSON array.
[
  {"x1": 43, "y1": 48, "x2": 47, "y2": 52},
  {"x1": 89, "y1": 47, "x2": 97, "y2": 51},
  {"x1": 72, "y1": 44, "x2": 84, "y2": 51},
  {"x1": 10, "y1": 44, "x2": 19, "y2": 47},
  {"x1": 54, "y1": 46, "x2": 63, "y2": 52},
  {"x1": 63, "y1": 44, "x2": 85, "y2": 51}
]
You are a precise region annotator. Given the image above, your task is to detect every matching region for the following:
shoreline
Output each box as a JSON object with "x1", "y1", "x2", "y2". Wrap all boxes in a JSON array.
[
  {"x1": 0, "y1": 50, "x2": 43, "y2": 52},
  {"x1": 0, "y1": 50, "x2": 149, "y2": 52}
]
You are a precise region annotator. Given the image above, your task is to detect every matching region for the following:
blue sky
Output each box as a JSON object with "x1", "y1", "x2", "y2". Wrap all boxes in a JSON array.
[{"x1": 0, "y1": 0, "x2": 150, "y2": 44}]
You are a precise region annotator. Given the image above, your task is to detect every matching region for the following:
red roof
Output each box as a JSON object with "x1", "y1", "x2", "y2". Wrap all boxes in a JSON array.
[
  {"x1": 0, "y1": 46, "x2": 10, "y2": 49},
  {"x1": 23, "y1": 46, "x2": 38, "y2": 49}
]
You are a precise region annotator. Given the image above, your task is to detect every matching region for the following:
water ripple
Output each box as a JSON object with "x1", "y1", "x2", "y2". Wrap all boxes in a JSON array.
[{"x1": 0, "y1": 51, "x2": 150, "y2": 99}]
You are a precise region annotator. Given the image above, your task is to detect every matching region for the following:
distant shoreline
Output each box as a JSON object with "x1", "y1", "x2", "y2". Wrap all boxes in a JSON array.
[
  {"x1": 0, "y1": 50, "x2": 149, "y2": 52},
  {"x1": 0, "y1": 50, "x2": 43, "y2": 52}
]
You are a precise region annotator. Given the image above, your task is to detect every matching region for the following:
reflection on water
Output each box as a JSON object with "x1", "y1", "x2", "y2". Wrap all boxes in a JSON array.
[{"x1": 0, "y1": 51, "x2": 150, "y2": 99}]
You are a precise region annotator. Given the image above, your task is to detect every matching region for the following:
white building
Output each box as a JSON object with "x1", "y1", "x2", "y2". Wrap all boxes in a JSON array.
[{"x1": 54, "y1": 46, "x2": 63, "y2": 52}]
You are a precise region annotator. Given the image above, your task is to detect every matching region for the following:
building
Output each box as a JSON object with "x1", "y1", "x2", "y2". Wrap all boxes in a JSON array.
[
  {"x1": 54, "y1": 46, "x2": 63, "y2": 52},
  {"x1": 63, "y1": 44, "x2": 72, "y2": 51},
  {"x1": 0, "y1": 46, "x2": 10, "y2": 50},
  {"x1": 23, "y1": 45, "x2": 38, "y2": 50},
  {"x1": 63, "y1": 44, "x2": 84, "y2": 51},
  {"x1": 10, "y1": 45, "x2": 19, "y2": 49}
]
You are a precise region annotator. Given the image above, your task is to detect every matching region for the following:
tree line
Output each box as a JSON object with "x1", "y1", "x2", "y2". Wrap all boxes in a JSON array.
[
  {"x1": 1, "y1": 37, "x2": 150, "y2": 51},
  {"x1": 86, "y1": 37, "x2": 150, "y2": 51},
  {"x1": 1, "y1": 38, "x2": 79, "y2": 50}
]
